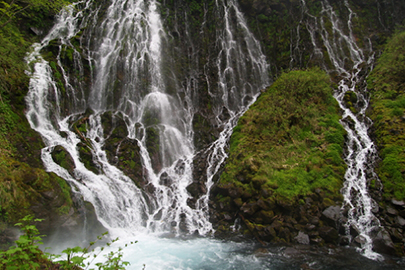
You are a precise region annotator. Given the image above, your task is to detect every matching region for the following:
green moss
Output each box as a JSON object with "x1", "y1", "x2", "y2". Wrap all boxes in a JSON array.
[
  {"x1": 220, "y1": 68, "x2": 346, "y2": 202},
  {"x1": 367, "y1": 29, "x2": 405, "y2": 201}
]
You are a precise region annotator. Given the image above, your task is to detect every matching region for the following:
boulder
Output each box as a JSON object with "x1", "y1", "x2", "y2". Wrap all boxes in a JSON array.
[
  {"x1": 386, "y1": 207, "x2": 398, "y2": 216},
  {"x1": 319, "y1": 226, "x2": 339, "y2": 244},
  {"x1": 240, "y1": 202, "x2": 259, "y2": 216},
  {"x1": 372, "y1": 228, "x2": 396, "y2": 255},
  {"x1": 295, "y1": 231, "x2": 310, "y2": 245},
  {"x1": 392, "y1": 199, "x2": 405, "y2": 207},
  {"x1": 397, "y1": 215, "x2": 405, "y2": 226},
  {"x1": 322, "y1": 206, "x2": 341, "y2": 223}
]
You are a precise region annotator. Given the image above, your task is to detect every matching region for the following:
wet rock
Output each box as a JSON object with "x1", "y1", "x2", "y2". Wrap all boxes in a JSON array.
[
  {"x1": 270, "y1": 220, "x2": 283, "y2": 232},
  {"x1": 255, "y1": 210, "x2": 275, "y2": 224},
  {"x1": 319, "y1": 226, "x2": 339, "y2": 244},
  {"x1": 295, "y1": 231, "x2": 310, "y2": 245},
  {"x1": 396, "y1": 215, "x2": 405, "y2": 226},
  {"x1": 310, "y1": 236, "x2": 323, "y2": 244},
  {"x1": 260, "y1": 188, "x2": 271, "y2": 198},
  {"x1": 353, "y1": 235, "x2": 366, "y2": 247},
  {"x1": 30, "y1": 27, "x2": 44, "y2": 36},
  {"x1": 240, "y1": 202, "x2": 259, "y2": 216},
  {"x1": 229, "y1": 187, "x2": 242, "y2": 198},
  {"x1": 387, "y1": 207, "x2": 398, "y2": 216},
  {"x1": 309, "y1": 216, "x2": 320, "y2": 225},
  {"x1": 300, "y1": 263, "x2": 315, "y2": 270},
  {"x1": 233, "y1": 198, "x2": 243, "y2": 207},
  {"x1": 283, "y1": 247, "x2": 301, "y2": 257},
  {"x1": 321, "y1": 206, "x2": 341, "y2": 228},
  {"x1": 277, "y1": 198, "x2": 293, "y2": 211},
  {"x1": 305, "y1": 197, "x2": 314, "y2": 206},
  {"x1": 51, "y1": 145, "x2": 75, "y2": 175},
  {"x1": 305, "y1": 224, "x2": 316, "y2": 231},
  {"x1": 174, "y1": 160, "x2": 186, "y2": 175},
  {"x1": 159, "y1": 172, "x2": 172, "y2": 186},
  {"x1": 218, "y1": 197, "x2": 233, "y2": 212},
  {"x1": 299, "y1": 215, "x2": 309, "y2": 225},
  {"x1": 322, "y1": 206, "x2": 341, "y2": 222},
  {"x1": 279, "y1": 227, "x2": 291, "y2": 242},
  {"x1": 253, "y1": 247, "x2": 269, "y2": 257},
  {"x1": 104, "y1": 137, "x2": 143, "y2": 187},
  {"x1": 264, "y1": 226, "x2": 277, "y2": 239},
  {"x1": 372, "y1": 228, "x2": 396, "y2": 255},
  {"x1": 145, "y1": 126, "x2": 162, "y2": 172},
  {"x1": 371, "y1": 199, "x2": 379, "y2": 214},
  {"x1": 387, "y1": 227, "x2": 404, "y2": 242},
  {"x1": 0, "y1": 226, "x2": 19, "y2": 249},
  {"x1": 392, "y1": 199, "x2": 405, "y2": 207},
  {"x1": 339, "y1": 235, "x2": 351, "y2": 245},
  {"x1": 257, "y1": 198, "x2": 271, "y2": 210}
]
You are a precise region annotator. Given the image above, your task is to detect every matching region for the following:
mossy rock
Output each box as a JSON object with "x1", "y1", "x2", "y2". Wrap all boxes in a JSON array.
[
  {"x1": 145, "y1": 126, "x2": 162, "y2": 172},
  {"x1": 212, "y1": 68, "x2": 346, "y2": 245},
  {"x1": 100, "y1": 111, "x2": 145, "y2": 187},
  {"x1": 51, "y1": 145, "x2": 75, "y2": 175},
  {"x1": 78, "y1": 142, "x2": 99, "y2": 174},
  {"x1": 219, "y1": 68, "x2": 345, "y2": 201}
]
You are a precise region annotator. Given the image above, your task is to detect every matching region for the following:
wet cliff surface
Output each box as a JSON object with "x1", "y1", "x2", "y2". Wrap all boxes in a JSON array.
[{"x1": 210, "y1": 0, "x2": 405, "y2": 258}]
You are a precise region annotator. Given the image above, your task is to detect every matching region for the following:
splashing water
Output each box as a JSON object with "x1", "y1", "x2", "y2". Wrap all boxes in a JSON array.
[{"x1": 25, "y1": 0, "x2": 269, "y2": 240}]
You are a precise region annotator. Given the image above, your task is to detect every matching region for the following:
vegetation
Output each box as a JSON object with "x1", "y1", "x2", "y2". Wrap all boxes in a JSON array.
[
  {"x1": 367, "y1": 28, "x2": 405, "y2": 200},
  {"x1": 0, "y1": 100, "x2": 73, "y2": 222},
  {"x1": 219, "y1": 68, "x2": 346, "y2": 200},
  {"x1": 0, "y1": 0, "x2": 71, "y2": 102},
  {"x1": 0, "y1": 215, "x2": 133, "y2": 270},
  {"x1": 0, "y1": 0, "x2": 75, "y2": 247}
]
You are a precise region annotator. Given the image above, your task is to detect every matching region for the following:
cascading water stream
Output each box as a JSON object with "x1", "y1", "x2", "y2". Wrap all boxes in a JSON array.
[
  {"x1": 25, "y1": 0, "x2": 269, "y2": 243},
  {"x1": 194, "y1": 0, "x2": 269, "y2": 233},
  {"x1": 299, "y1": 0, "x2": 383, "y2": 260}
]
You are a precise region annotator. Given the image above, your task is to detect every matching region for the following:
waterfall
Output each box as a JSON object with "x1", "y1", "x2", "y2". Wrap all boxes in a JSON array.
[
  {"x1": 299, "y1": 0, "x2": 383, "y2": 260},
  {"x1": 25, "y1": 0, "x2": 269, "y2": 239}
]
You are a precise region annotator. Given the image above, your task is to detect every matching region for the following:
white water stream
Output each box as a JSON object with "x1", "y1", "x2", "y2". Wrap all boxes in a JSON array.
[
  {"x1": 300, "y1": 0, "x2": 383, "y2": 260},
  {"x1": 25, "y1": 0, "x2": 268, "y2": 243}
]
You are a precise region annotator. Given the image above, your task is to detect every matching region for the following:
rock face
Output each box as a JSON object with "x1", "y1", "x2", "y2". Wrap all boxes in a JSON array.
[{"x1": 211, "y1": 184, "x2": 344, "y2": 246}]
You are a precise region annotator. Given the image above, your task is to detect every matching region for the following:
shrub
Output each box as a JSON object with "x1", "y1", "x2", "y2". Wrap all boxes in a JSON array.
[{"x1": 0, "y1": 215, "x2": 134, "y2": 270}]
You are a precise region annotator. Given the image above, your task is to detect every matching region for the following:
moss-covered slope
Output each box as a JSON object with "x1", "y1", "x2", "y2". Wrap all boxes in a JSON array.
[
  {"x1": 211, "y1": 68, "x2": 346, "y2": 245},
  {"x1": 365, "y1": 29, "x2": 405, "y2": 255},
  {"x1": 367, "y1": 29, "x2": 405, "y2": 201}
]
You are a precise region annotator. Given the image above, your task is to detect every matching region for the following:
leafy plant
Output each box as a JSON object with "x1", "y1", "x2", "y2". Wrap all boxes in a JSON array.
[
  {"x1": 0, "y1": 215, "x2": 48, "y2": 270},
  {"x1": 52, "y1": 232, "x2": 134, "y2": 270},
  {"x1": 0, "y1": 216, "x2": 135, "y2": 270}
]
